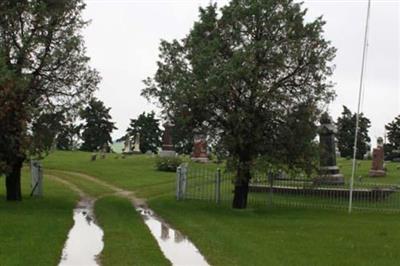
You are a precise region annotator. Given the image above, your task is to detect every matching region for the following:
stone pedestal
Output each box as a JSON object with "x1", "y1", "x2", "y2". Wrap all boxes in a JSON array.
[
  {"x1": 160, "y1": 122, "x2": 176, "y2": 157},
  {"x1": 314, "y1": 166, "x2": 344, "y2": 185},
  {"x1": 159, "y1": 150, "x2": 176, "y2": 157},
  {"x1": 369, "y1": 141, "x2": 385, "y2": 177},
  {"x1": 315, "y1": 113, "x2": 344, "y2": 185},
  {"x1": 191, "y1": 134, "x2": 208, "y2": 163}
]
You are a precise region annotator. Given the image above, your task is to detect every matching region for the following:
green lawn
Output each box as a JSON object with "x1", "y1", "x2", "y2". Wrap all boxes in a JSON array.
[
  {"x1": 46, "y1": 169, "x2": 114, "y2": 198},
  {"x1": 94, "y1": 196, "x2": 170, "y2": 266},
  {"x1": 43, "y1": 151, "x2": 176, "y2": 199},
  {"x1": 338, "y1": 157, "x2": 400, "y2": 184},
  {"x1": 3, "y1": 151, "x2": 400, "y2": 266},
  {"x1": 0, "y1": 170, "x2": 79, "y2": 266},
  {"x1": 42, "y1": 170, "x2": 170, "y2": 266},
  {"x1": 1, "y1": 167, "x2": 170, "y2": 266},
  {"x1": 150, "y1": 196, "x2": 400, "y2": 266}
]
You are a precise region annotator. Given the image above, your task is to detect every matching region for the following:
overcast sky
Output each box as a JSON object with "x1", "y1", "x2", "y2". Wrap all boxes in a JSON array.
[{"x1": 82, "y1": 0, "x2": 399, "y2": 145}]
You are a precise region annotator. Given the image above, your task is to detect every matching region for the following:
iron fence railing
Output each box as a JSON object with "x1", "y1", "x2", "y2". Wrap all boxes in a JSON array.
[{"x1": 176, "y1": 165, "x2": 400, "y2": 212}]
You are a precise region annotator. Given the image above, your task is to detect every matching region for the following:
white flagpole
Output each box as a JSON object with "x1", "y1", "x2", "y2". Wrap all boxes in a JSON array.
[{"x1": 349, "y1": 0, "x2": 371, "y2": 213}]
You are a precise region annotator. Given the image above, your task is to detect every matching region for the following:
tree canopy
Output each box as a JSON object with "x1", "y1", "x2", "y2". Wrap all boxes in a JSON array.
[
  {"x1": 80, "y1": 98, "x2": 116, "y2": 152},
  {"x1": 126, "y1": 111, "x2": 162, "y2": 154},
  {"x1": 385, "y1": 115, "x2": 400, "y2": 152},
  {"x1": 142, "y1": 0, "x2": 336, "y2": 208},
  {"x1": 0, "y1": 0, "x2": 99, "y2": 200},
  {"x1": 336, "y1": 106, "x2": 371, "y2": 159}
]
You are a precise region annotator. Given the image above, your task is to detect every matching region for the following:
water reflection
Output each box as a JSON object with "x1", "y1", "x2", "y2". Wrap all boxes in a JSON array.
[
  {"x1": 136, "y1": 207, "x2": 209, "y2": 266},
  {"x1": 59, "y1": 199, "x2": 104, "y2": 266}
]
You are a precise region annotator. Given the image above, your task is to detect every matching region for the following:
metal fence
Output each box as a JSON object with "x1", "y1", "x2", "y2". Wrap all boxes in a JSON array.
[{"x1": 176, "y1": 165, "x2": 400, "y2": 212}]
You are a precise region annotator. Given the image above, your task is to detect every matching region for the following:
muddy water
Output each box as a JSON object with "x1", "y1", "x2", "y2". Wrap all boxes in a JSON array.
[
  {"x1": 59, "y1": 199, "x2": 104, "y2": 266},
  {"x1": 137, "y1": 207, "x2": 209, "y2": 266}
]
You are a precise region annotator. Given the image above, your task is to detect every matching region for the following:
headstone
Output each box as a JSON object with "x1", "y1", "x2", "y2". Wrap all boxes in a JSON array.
[
  {"x1": 160, "y1": 121, "x2": 176, "y2": 157},
  {"x1": 369, "y1": 137, "x2": 386, "y2": 177},
  {"x1": 31, "y1": 160, "x2": 43, "y2": 196},
  {"x1": 132, "y1": 133, "x2": 141, "y2": 154},
  {"x1": 123, "y1": 137, "x2": 132, "y2": 154},
  {"x1": 314, "y1": 113, "x2": 344, "y2": 185},
  {"x1": 191, "y1": 134, "x2": 209, "y2": 163},
  {"x1": 100, "y1": 143, "x2": 107, "y2": 159}
]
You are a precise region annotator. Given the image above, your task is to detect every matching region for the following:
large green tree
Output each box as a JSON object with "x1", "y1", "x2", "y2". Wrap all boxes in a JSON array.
[
  {"x1": 0, "y1": 0, "x2": 99, "y2": 200},
  {"x1": 80, "y1": 98, "x2": 116, "y2": 152},
  {"x1": 126, "y1": 111, "x2": 162, "y2": 154},
  {"x1": 29, "y1": 111, "x2": 64, "y2": 156},
  {"x1": 336, "y1": 106, "x2": 371, "y2": 159},
  {"x1": 56, "y1": 120, "x2": 80, "y2": 151},
  {"x1": 386, "y1": 115, "x2": 400, "y2": 148},
  {"x1": 142, "y1": 0, "x2": 336, "y2": 208}
]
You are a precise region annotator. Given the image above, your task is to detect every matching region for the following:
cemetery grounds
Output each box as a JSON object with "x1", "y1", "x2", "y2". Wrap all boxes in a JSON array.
[{"x1": 1, "y1": 151, "x2": 400, "y2": 266}]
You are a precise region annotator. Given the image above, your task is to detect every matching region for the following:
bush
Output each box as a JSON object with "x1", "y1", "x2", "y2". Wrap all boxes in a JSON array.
[{"x1": 155, "y1": 155, "x2": 183, "y2": 172}]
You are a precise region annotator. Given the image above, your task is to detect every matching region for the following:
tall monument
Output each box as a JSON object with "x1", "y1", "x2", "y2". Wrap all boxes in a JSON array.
[
  {"x1": 315, "y1": 113, "x2": 344, "y2": 185},
  {"x1": 369, "y1": 137, "x2": 386, "y2": 177},
  {"x1": 160, "y1": 121, "x2": 176, "y2": 157}
]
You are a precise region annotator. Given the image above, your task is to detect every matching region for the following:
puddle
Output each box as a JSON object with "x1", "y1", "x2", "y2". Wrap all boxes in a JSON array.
[
  {"x1": 59, "y1": 199, "x2": 104, "y2": 266},
  {"x1": 137, "y1": 207, "x2": 209, "y2": 266}
]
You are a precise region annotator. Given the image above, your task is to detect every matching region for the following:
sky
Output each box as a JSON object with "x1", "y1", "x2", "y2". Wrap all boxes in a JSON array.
[{"x1": 82, "y1": 0, "x2": 400, "y2": 145}]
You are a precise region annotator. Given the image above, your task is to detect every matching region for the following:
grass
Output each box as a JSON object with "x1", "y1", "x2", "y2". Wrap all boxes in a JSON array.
[
  {"x1": 0, "y1": 170, "x2": 79, "y2": 266},
  {"x1": 337, "y1": 157, "x2": 400, "y2": 184},
  {"x1": 43, "y1": 151, "x2": 176, "y2": 199},
  {"x1": 0, "y1": 165, "x2": 170, "y2": 266},
  {"x1": 4, "y1": 150, "x2": 399, "y2": 266},
  {"x1": 40, "y1": 170, "x2": 171, "y2": 266},
  {"x1": 46, "y1": 169, "x2": 114, "y2": 198},
  {"x1": 94, "y1": 196, "x2": 170, "y2": 266},
  {"x1": 150, "y1": 196, "x2": 400, "y2": 266}
]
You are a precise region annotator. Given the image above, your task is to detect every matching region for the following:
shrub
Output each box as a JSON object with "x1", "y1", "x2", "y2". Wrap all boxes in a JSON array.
[{"x1": 155, "y1": 155, "x2": 183, "y2": 172}]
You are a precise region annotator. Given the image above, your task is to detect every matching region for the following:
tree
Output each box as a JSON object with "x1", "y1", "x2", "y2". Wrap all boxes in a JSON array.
[
  {"x1": 56, "y1": 116, "x2": 80, "y2": 150},
  {"x1": 0, "y1": 0, "x2": 99, "y2": 200},
  {"x1": 336, "y1": 106, "x2": 371, "y2": 159},
  {"x1": 29, "y1": 111, "x2": 64, "y2": 157},
  {"x1": 80, "y1": 98, "x2": 116, "y2": 152},
  {"x1": 385, "y1": 115, "x2": 400, "y2": 151},
  {"x1": 126, "y1": 111, "x2": 162, "y2": 153},
  {"x1": 170, "y1": 116, "x2": 195, "y2": 155},
  {"x1": 56, "y1": 125, "x2": 79, "y2": 151},
  {"x1": 142, "y1": 0, "x2": 336, "y2": 208}
]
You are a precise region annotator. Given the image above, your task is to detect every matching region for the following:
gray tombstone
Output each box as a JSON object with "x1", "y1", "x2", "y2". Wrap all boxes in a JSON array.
[
  {"x1": 31, "y1": 160, "x2": 43, "y2": 196},
  {"x1": 315, "y1": 113, "x2": 344, "y2": 185}
]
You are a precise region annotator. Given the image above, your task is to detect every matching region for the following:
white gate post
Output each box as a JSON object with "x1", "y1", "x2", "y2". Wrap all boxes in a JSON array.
[{"x1": 31, "y1": 160, "x2": 43, "y2": 197}]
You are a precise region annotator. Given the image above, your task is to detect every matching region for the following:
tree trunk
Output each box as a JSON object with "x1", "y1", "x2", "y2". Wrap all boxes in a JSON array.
[
  {"x1": 6, "y1": 157, "x2": 23, "y2": 201},
  {"x1": 232, "y1": 159, "x2": 251, "y2": 209}
]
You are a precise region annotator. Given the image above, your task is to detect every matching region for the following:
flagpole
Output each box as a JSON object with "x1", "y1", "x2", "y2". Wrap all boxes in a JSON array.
[{"x1": 349, "y1": 0, "x2": 371, "y2": 213}]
